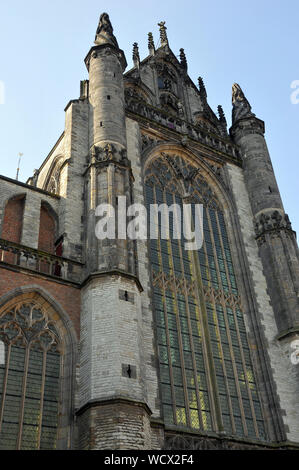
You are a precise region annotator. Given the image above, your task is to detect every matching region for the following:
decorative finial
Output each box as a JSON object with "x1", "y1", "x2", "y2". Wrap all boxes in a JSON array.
[
  {"x1": 94, "y1": 13, "x2": 119, "y2": 48},
  {"x1": 217, "y1": 105, "x2": 226, "y2": 124},
  {"x1": 148, "y1": 32, "x2": 155, "y2": 55},
  {"x1": 217, "y1": 105, "x2": 228, "y2": 135},
  {"x1": 158, "y1": 21, "x2": 168, "y2": 47},
  {"x1": 232, "y1": 83, "x2": 255, "y2": 124},
  {"x1": 179, "y1": 48, "x2": 187, "y2": 71},
  {"x1": 132, "y1": 42, "x2": 140, "y2": 68},
  {"x1": 198, "y1": 77, "x2": 207, "y2": 100}
]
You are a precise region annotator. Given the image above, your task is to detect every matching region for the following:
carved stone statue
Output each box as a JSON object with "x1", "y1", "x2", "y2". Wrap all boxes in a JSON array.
[
  {"x1": 95, "y1": 13, "x2": 119, "y2": 48},
  {"x1": 232, "y1": 83, "x2": 255, "y2": 124}
]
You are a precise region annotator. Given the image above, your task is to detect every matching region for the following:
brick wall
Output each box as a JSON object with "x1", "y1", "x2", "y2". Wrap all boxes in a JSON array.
[
  {"x1": 76, "y1": 402, "x2": 154, "y2": 449},
  {"x1": 38, "y1": 204, "x2": 56, "y2": 253},
  {"x1": 0, "y1": 266, "x2": 80, "y2": 338},
  {"x1": 1, "y1": 195, "x2": 25, "y2": 243}
]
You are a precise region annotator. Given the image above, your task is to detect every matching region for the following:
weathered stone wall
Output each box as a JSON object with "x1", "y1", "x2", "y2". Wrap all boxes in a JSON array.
[
  {"x1": 126, "y1": 117, "x2": 162, "y2": 420},
  {"x1": 226, "y1": 163, "x2": 299, "y2": 443},
  {"x1": 76, "y1": 401, "x2": 153, "y2": 450},
  {"x1": 79, "y1": 275, "x2": 146, "y2": 407}
]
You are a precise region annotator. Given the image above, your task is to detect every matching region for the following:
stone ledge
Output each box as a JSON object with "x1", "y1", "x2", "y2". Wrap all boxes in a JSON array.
[
  {"x1": 0, "y1": 174, "x2": 60, "y2": 199},
  {"x1": 81, "y1": 270, "x2": 144, "y2": 292},
  {"x1": 75, "y1": 396, "x2": 152, "y2": 417}
]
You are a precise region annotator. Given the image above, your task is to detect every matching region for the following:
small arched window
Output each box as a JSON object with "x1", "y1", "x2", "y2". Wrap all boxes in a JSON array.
[{"x1": 0, "y1": 301, "x2": 62, "y2": 449}]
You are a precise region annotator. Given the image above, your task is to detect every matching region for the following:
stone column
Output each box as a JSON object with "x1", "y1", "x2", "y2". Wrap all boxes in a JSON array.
[
  {"x1": 230, "y1": 84, "x2": 299, "y2": 340},
  {"x1": 77, "y1": 14, "x2": 153, "y2": 450}
]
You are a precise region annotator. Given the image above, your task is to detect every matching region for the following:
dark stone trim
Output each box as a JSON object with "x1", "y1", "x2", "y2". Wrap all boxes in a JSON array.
[
  {"x1": 75, "y1": 396, "x2": 152, "y2": 417},
  {"x1": 164, "y1": 429, "x2": 299, "y2": 450},
  {"x1": 150, "y1": 417, "x2": 165, "y2": 428},
  {"x1": 0, "y1": 238, "x2": 84, "y2": 266},
  {"x1": 276, "y1": 326, "x2": 299, "y2": 341},
  {"x1": 81, "y1": 270, "x2": 144, "y2": 292},
  {"x1": 0, "y1": 175, "x2": 60, "y2": 199}
]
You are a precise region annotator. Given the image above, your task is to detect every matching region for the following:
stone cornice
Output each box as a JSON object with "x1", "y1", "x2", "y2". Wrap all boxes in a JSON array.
[
  {"x1": 75, "y1": 396, "x2": 152, "y2": 417},
  {"x1": 230, "y1": 116, "x2": 265, "y2": 141},
  {"x1": 0, "y1": 175, "x2": 60, "y2": 199},
  {"x1": 81, "y1": 270, "x2": 144, "y2": 292},
  {"x1": 84, "y1": 44, "x2": 127, "y2": 72},
  {"x1": 127, "y1": 111, "x2": 242, "y2": 167}
]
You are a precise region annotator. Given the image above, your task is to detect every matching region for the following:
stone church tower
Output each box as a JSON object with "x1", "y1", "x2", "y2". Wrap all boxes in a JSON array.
[{"x1": 0, "y1": 13, "x2": 298, "y2": 450}]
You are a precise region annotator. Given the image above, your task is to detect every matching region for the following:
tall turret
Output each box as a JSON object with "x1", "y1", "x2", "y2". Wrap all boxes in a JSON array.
[
  {"x1": 230, "y1": 84, "x2": 299, "y2": 338},
  {"x1": 84, "y1": 13, "x2": 135, "y2": 275},
  {"x1": 77, "y1": 14, "x2": 153, "y2": 450}
]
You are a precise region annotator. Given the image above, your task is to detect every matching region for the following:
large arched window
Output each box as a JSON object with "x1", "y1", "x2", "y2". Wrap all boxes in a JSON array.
[
  {"x1": 0, "y1": 299, "x2": 62, "y2": 449},
  {"x1": 144, "y1": 152, "x2": 266, "y2": 441}
]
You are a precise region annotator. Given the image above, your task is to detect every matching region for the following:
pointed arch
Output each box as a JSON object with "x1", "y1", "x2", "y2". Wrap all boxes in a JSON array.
[
  {"x1": 0, "y1": 286, "x2": 77, "y2": 450},
  {"x1": 142, "y1": 144, "x2": 268, "y2": 441},
  {"x1": 43, "y1": 156, "x2": 64, "y2": 195}
]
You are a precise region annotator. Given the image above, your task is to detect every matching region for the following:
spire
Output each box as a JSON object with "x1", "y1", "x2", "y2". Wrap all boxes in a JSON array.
[
  {"x1": 158, "y1": 21, "x2": 168, "y2": 47},
  {"x1": 217, "y1": 105, "x2": 227, "y2": 125},
  {"x1": 217, "y1": 105, "x2": 228, "y2": 135},
  {"x1": 94, "y1": 12, "x2": 119, "y2": 48},
  {"x1": 132, "y1": 42, "x2": 140, "y2": 68},
  {"x1": 179, "y1": 48, "x2": 187, "y2": 71},
  {"x1": 232, "y1": 83, "x2": 255, "y2": 124},
  {"x1": 198, "y1": 77, "x2": 207, "y2": 101},
  {"x1": 148, "y1": 32, "x2": 155, "y2": 55}
]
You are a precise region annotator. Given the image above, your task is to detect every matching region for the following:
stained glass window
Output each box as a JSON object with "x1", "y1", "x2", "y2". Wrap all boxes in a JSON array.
[
  {"x1": 0, "y1": 302, "x2": 61, "y2": 449},
  {"x1": 145, "y1": 153, "x2": 266, "y2": 440}
]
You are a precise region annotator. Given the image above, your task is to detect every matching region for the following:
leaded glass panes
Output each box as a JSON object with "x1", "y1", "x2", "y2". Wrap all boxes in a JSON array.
[
  {"x1": 0, "y1": 302, "x2": 61, "y2": 450},
  {"x1": 145, "y1": 154, "x2": 267, "y2": 441}
]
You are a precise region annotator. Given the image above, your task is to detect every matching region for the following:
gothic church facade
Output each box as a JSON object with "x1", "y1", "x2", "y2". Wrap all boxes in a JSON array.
[{"x1": 0, "y1": 14, "x2": 298, "y2": 450}]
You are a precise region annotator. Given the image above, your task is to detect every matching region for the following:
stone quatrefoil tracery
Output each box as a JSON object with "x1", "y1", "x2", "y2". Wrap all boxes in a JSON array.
[
  {"x1": 0, "y1": 303, "x2": 61, "y2": 351},
  {"x1": 144, "y1": 153, "x2": 221, "y2": 210}
]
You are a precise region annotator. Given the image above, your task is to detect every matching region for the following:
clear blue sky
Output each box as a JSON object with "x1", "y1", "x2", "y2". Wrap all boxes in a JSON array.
[{"x1": 0, "y1": 0, "x2": 298, "y2": 233}]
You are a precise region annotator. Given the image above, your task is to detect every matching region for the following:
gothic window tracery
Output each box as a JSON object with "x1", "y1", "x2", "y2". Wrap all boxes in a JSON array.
[
  {"x1": 156, "y1": 62, "x2": 178, "y2": 98},
  {"x1": 144, "y1": 153, "x2": 266, "y2": 440},
  {"x1": 44, "y1": 158, "x2": 63, "y2": 196},
  {"x1": 124, "y1": 85, "x2": 152, "y2": 105},
  {"x1": 0, "y1": 301, "x2": 62, "y2": 449}
]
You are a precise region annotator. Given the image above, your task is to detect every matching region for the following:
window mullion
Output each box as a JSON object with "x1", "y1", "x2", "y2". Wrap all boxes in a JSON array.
[
  {"x1": 16, "y1": 344, "x2": 30, "y2": 450},
  {"x1": 0, "y1": 343, "x2": 11, "y2": 434},
  {"x1": 187, "y1": 205, "x2": 223, "y2": 433},
  {"x1": 153, "y1": 184, "x2": 177, "y2": 425},
  {"x1": 173, "y1": 195, "x2": 205, "y2": 431},
  {"x1": 206, "y1": 209, "x2": 248, "y2": 437},
  {"x1": 215, "y1": 211, "x2": 260, "y2": 438},
  {"x1": 37, "y1": 349, "x2": 47, "y2": 449},
  {"x1": 165, "y1": 191, "x2": 190, "y2": 428}
]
